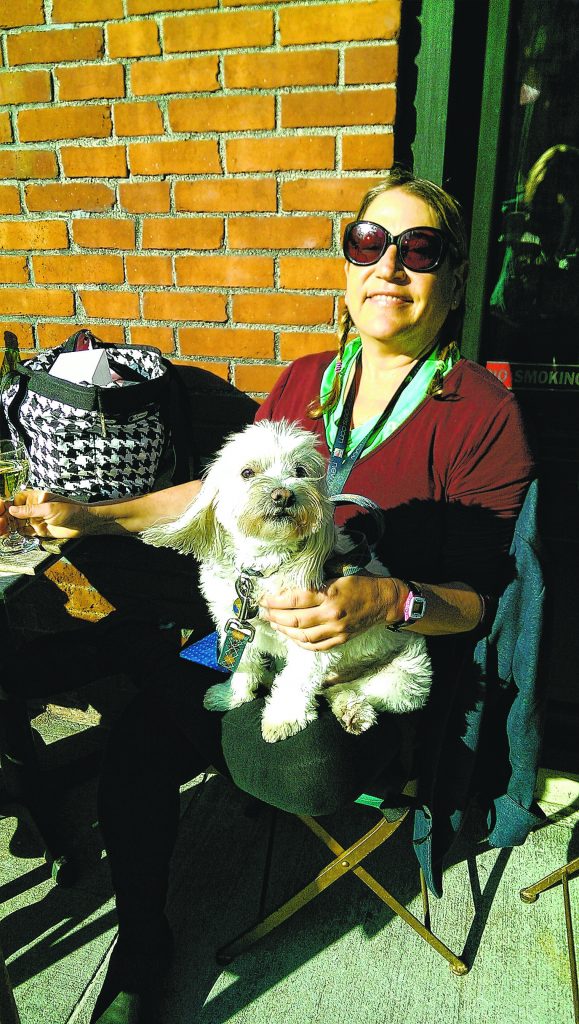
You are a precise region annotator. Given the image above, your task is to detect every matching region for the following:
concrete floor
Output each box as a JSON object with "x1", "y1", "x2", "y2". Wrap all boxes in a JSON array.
[{"x1": 1, "y1": 702, "x2": 578, "y2": 1024}]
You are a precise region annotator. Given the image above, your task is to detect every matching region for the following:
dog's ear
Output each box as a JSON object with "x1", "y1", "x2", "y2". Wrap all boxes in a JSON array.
[{"x1": 141, "y1": 482, "x2": 227, "y2": 561}]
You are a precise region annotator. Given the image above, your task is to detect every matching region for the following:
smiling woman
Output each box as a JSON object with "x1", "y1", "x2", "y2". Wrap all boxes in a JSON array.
[{"x1": 0, "y1": 169, "x2": 538, "y2": 1024}]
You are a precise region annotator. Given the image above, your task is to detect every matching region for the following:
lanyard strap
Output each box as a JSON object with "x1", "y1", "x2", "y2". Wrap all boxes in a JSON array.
[{"x1": 326, "y1": 351, "x2": 430, "y2": 496}]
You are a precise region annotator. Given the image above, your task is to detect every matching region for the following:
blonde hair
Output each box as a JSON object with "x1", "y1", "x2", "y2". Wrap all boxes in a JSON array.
[{"x1": 308, "y1": 166, "x2": 469, "y2": 419}]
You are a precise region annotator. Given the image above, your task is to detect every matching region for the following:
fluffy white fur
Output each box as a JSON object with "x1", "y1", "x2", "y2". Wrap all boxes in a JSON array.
[{"x1": 142, "y1": 420, "x2": 432, "y2": 742}]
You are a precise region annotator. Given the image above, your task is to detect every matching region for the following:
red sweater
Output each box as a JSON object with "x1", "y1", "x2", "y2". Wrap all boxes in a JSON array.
[{"x1": 255, "y1": 353, "x2": 535, "y2": 597}]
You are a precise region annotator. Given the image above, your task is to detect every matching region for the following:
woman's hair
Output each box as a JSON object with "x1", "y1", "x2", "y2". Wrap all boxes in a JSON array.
[{"x1": 308, "y1": 166, "x2": 469, "y2": 418}]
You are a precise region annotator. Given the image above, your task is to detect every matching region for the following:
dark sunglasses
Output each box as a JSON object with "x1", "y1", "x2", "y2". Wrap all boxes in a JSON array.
[{"x1": 343, "y1": 220, "x2": 449, "y2": 272}]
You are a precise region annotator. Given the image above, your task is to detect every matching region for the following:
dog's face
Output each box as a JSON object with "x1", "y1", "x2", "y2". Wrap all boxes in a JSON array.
[
  {"x1": 211, "y1": 420, "x2": 331, "y2": 546},
  {"x1": 143, "y1": 420, "x2": 336, "y2": 588}
]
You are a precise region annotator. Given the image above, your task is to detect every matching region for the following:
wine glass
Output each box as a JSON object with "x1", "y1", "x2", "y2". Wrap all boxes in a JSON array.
[{"x1": 0, "y1": 439, "x2": 36, "y2": 554}]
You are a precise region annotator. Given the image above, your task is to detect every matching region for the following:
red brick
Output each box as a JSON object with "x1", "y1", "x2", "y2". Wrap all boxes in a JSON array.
[
  {"x1": 0, "y1": 221, "x2": 69, "y2": 250},
  {"x1": 0, "y1": 322, "x2": 34, "y2": 349},
  {"x1": 279, "y1": 331, "x2": 336, "y2": 361},
  {"x1": 0, "y1": 289, "x2": 74, "y2": 317},
  {"x1": 179, "y1": 327, "x2": 273, "y2": 359},
  {"x1": 142, "y1": 217, "x2": 223, "y2": 250},
  {"x1": 52, "y1": 0, "x2": 124, "y2": 22},
  {"x1": 0, "y1": 113, "x2": 12, "y2": 143},
  {"x1": 279, "y1": 257, "x2": 345, "y2": 291},
  {"x1": 37, "y1": 322, "x2": 125, "y2": 347},
  {"x1": 80, "y1": 291, "x2": 140, "y2": 319},
  {"x1": 18, "y1": 105, "x2": 112, "y2": 143},
  {"x1": 169, "y1": 95, "x2": 274, "y2": 133},
  {"x1": 119, "y1": 182, "x2": 170, "y2": 213},
  {"x1": 61, "y1": 146, "x2": 128, "y2": 178},
  {"x1": 56, "y1": 64, "x2": 125, "y2": 101},
  {"x1": 130, "y1": 325, "x2": 175, "y2": 353},
  {"x1": 128, "y1": 0, "x2": 216, "y2": 11},
  {"x1": 345, "y1": 43, "x2": 398, "y2": 85},
  {"x1": 36, "y1": 322, "x2": 81, "y2": 348},
  {"x1": 224, "y1": 49, "x2": 338, "y2": 89},
  {"x1": 107, "y1": 20, "x2": 160, "y2": 58},
  {"x1": 73, "y1": 218, "x2": 136, "y2": 249},
  {"x1": 282, "y1": 177, "x2": 381, "y2": 213},
  {"x1": 0, "y1": 69, "x2": 51, "y2": 104},
  {"x1": 131, "y1": 55, "x2": 219, "y2": 96},
  {"x1": 126, "y1": 255, "x2": 172, "y2": 285},
  {"x1": 342, "y1": 133, "x2": 394, "y2": 171},
  {"x1": 176, "y1": 255, "x2": 272, "y2": 288},
  {"x1": 233, "y1": 293, "x2": 333, "y2": 327},
  {"x1": 143, "y1": 291, "x2": 226, "y2": 322},
  {"x1": 129, "y1": 139, "x2": 221, "y2": 175},
  {"x1": 229, "y1": 217, "x2": 332, "y2": 251},
  {"x1": 279, "y1": 1, "x2": 400, "y2": 45},
  {"x1": 282, "y1": 88, "x2": 396, "y2": 128},
  {"x1": 164, "y1": 9, "x2": 273, "y2": 53},
  {"x1": 0, "y1": 257, "x2": 29, "y2": 283},
  {"x1": 0, "y1": 187, "x2": 21, "y2": 214},
  {"x1": 33, "y1": 255, "x2": 124, "y2": 284},
  {"x1": 233, "y1": 363, "x2": 286, "y2": 395},
  {"x1": 0, "y1": 150, "x2": 57, "y2": 180},
  {"x1": 227, "y1": 136, "x2": 334, "y2": 172},
  {"x1": 26, "y1": 183, "x2": 115, "y2": 212},
  {"x1": 0, "y1": 0, "x2": 44, "y2": 29},
  {"x1": 114, "y1": 101, "x2": 164, "y2": 137},
  {"x1": 7, "y1": 27, "x2": 104, "y2": 66},
  {"x1": 175, "y1": 179, "x2": 276, "y2": 213},
  {"x1": 174, "y1": 356, "x2": 228, "y2": 380}
]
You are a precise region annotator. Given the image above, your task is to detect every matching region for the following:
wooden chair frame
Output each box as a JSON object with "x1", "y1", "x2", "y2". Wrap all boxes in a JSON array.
[
  {"x1": 216, "y1": 804, "x2": 469, "y2": 976},
  {"x1": 520, "y1": 857, "x2": 579, "y2": 1024}
]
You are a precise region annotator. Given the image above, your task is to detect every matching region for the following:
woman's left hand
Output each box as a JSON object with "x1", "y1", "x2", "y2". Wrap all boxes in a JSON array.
[{"x1": 260, "y1": 573, "x2": 406, "y2": 651}]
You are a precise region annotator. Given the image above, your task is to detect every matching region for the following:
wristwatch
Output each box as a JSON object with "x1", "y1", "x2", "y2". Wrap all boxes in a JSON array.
[{"x1": 388, "y1": 580, "x2": 427, "y2": 631}]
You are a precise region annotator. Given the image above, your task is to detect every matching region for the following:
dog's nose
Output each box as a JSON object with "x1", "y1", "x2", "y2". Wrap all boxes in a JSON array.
[{"x1": 270, "y1": 487, "x2": 295, "y2": 508}]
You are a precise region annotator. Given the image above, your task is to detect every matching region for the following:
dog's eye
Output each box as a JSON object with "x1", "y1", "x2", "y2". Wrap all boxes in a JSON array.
[
  {"x1": 294, "y1": 465, "x2": 308, "y2": 478},
  {"x1": 241, "y1": 467, "x2": 255, "y2": 479}
]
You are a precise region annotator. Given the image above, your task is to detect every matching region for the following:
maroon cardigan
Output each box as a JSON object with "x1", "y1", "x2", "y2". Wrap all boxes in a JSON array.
[{"x1": 256, "y1": 352, "x2": 535, "y2": 599}]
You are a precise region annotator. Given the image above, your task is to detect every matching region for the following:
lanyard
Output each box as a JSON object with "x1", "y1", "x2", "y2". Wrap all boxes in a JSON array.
[{"x1": 326, "y1": 350, "x2": 431, "y2": 496}]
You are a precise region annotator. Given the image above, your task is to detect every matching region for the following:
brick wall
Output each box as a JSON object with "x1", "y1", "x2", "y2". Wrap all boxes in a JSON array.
[{"x1": 0, "y1": 0, "x2": 399, "y2": 398}]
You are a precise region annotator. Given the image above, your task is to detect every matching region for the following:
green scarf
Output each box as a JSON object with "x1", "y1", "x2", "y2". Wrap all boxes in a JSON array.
[{"x1": 321, "y1": 337, "x2": 460, "y2": 456}]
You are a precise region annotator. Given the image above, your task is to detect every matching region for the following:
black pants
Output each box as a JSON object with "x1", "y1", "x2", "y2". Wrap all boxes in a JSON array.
[{"x1": 96, "y1": 654, "x2": 403, "y2": 958}]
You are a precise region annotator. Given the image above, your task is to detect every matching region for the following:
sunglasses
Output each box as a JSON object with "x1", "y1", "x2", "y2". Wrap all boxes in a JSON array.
[{"x1": 343, "y1": 220, "x2": 449, "y2": 272}]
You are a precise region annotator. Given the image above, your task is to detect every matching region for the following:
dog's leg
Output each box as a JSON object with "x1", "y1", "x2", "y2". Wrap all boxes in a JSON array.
[
  {"x1": 203, "y1": 649, "x2": 271, "y2": 712},
  {"x1": 260, "y1": 647, "x2": 328, "y2": 743}
]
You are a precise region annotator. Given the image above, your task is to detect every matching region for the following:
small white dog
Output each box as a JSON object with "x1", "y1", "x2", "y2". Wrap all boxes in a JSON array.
[{"x1": 142, "y1": 420, "x2": 432, "y2": 742}]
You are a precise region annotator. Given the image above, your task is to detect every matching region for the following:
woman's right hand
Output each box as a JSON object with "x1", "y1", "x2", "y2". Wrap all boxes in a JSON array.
[{"x1": 4, "y1": 489, "x2": 92, "y2": 540}]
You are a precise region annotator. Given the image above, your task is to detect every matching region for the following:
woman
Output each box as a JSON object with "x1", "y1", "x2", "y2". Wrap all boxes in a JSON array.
[{"x1": 0, "y1": 169, "x2": 535, "y2": 1024}]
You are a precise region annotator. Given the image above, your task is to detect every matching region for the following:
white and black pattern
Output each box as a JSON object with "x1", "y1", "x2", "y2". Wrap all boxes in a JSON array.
[{"x1": 1, "y1": 337, "x2": 176, "y2": 501}]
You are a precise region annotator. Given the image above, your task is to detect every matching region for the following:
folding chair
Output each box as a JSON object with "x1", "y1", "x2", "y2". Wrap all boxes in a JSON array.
[
  {"x1": 216, "y1": 784, "x2": 469, "y2": 976},
  {"x1": 520, "y1": 857, "x2": 579, "y2": 1024}
]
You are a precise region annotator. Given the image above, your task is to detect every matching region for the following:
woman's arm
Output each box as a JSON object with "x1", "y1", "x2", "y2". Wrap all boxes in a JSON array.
[
  {"x1": 2, "y1": 479, "x2": 202, "y2": 540},
  {"x1": 261, "y1": 573, "x2": 484, "y2": 651}
]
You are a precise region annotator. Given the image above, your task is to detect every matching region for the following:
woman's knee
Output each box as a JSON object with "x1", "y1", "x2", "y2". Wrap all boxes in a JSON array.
[{"x1": 220, "y1": 700, "x2": 399, "y2": 817}]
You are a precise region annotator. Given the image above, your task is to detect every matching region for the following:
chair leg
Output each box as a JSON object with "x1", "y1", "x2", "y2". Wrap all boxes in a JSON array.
[
  {"x1": 217, "y1": 811, "x2": 468, "y2": 975},
  {"x1": 0, "y1": 698, "x2": 77, "y2": 885},
  {"x1": 521, "y1": 860, "x2": 579, "y2": 1024},
  {"x1": 0, "y1": 944, "x2": 21, "y2": 1024}
]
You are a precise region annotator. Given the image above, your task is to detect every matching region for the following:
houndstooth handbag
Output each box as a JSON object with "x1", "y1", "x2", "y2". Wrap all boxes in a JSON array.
[{"x1": 0, "y1": 330, "x2": 189, "y2": 501}]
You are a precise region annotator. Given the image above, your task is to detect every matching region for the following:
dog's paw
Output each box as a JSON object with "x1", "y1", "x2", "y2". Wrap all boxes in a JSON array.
[
  {"x1": 260, "y1": 704, "x2": 317, "y2": 743},
  {"x1": 329, "y1": 692, "x2": 377, "y2": 735},
  {"x1": 260, "y1": 717, "x2": 305, "y2": 743},
  {"x1": 203, "y1": 682, "x2": 251, "y2": 712}
]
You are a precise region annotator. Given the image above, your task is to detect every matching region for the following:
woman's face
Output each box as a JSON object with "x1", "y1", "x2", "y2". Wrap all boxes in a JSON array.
[{"x1": 344, "y1": 188, "x2": 466, "y2": 358}]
